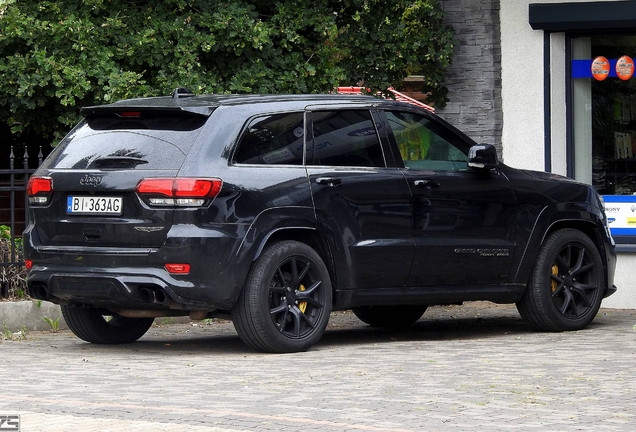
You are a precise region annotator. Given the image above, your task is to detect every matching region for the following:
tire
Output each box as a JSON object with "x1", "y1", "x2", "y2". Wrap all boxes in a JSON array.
[
  {"x1": 516, "y1": 228, "x2": 604, "y2": 332},
  {"x1": 231, "y1": 240, "x2": 332, "y2": 353},
  {"x1": 61, "y1": 305, "x2": 154, "y2": 344},
  {"x1": 352, "y1": 305, "x2": 427, "y2": 328}
]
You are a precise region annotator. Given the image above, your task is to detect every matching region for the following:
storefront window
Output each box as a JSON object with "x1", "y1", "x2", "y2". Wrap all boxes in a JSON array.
[
  {"x1": 572, "y1": 35, "x2": 636, "y2": 193},
  {"x1": 571, "y1": 35, "x2": 636, "y2": 237}
]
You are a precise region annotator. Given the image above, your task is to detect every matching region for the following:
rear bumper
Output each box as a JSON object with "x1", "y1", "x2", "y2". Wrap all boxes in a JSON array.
[
  {"x1": 24, "y1": 223, "x2": 253, "y2": 311},
  {"x1": 27, "y1": 267, "x2": 212, "y2": 310}
]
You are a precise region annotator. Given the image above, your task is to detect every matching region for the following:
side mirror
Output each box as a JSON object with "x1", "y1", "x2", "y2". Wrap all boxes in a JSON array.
[{"x1": 468, "y1": 144, "x2": 499, "y2": 170}]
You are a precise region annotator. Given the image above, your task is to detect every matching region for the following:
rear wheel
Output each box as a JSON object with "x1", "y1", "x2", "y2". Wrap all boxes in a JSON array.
[
  {"x1": 516, "y1": 228, "x2": 604, "y2": 331},
  {"x1": 352, "y1": 305, "x2": 427, "y2": 328},
  {"x1": 61, "y1": 305, "x2": 154, "y2": 344},
  {"x1": 231, "y1": 240, "x2": 332, "y2": 353}
]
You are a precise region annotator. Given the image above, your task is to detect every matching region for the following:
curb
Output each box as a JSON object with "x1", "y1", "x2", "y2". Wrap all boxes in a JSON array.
[
  {"x1": 1, "y1": 301, "x2": 68, "y2": 332},
  {"x1": 0, "y1": 301, "x2": 194, "y2": 333},
  {"x1": 1, "y1": 300, "x2": 632, "y2": 334}
]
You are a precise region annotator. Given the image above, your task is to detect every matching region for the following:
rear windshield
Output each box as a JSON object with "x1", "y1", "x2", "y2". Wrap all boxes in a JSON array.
[{"x1": 41, "y1": 113, "x2": 208, "y2": 170}]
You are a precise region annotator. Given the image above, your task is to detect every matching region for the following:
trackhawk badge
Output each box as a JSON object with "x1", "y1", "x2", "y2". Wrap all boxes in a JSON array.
[
  {"x1": 454, "y1": 248, "x2": 510, "y2": 257},
  {"x1": 80, "y1": 174, "x2": 103, "y2": 187}
]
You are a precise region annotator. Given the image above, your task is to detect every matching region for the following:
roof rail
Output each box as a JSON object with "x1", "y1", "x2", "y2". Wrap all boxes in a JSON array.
[{"x1": 335, "y1": 86, "x2": 435, "y2": 113}]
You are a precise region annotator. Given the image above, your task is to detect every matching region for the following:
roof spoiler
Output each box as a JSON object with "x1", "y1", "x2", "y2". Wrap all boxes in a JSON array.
[{"x1": 79, "y1": 105, "x2": 213, "y2": 118}]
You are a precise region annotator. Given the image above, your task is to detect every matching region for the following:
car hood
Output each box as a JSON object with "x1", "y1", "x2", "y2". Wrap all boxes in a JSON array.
[{"x1": 518, "y1": 169, "x2": 580, "y2": 183}]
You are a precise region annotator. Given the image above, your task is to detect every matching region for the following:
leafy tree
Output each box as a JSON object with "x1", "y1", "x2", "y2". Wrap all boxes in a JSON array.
[{"x1": 0, "y1": 0, "x2": 454, "y2": 141}]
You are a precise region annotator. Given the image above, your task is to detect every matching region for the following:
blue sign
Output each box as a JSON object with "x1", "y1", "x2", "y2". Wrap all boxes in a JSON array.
[{"x1": 602, "y1": 195, "x2": 636, "y2": 236}]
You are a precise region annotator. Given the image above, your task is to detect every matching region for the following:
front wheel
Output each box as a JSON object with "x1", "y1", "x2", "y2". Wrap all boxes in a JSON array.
[
  {"x1": 516, "y1": 228, "x2": 604, "y2": 331},
  {"x1": 352, "y1": 305, "x2": 427, "y2": 328},
  {"x1": 61, "y1": 305, "x2": 154, "y2": 344},
  {"x1": 231, "y1": 240, "x2": 332, "y2": 353}
]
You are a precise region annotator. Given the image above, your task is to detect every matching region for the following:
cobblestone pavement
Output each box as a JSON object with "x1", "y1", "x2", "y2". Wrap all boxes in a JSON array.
[{"x1": 1, "y1": 302, "x2": 635, "y2": 432}]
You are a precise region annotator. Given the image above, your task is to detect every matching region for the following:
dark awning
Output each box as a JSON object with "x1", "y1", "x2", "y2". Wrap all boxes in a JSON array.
[{"x1": 529, "y1": 1, "x2": 636, "y2": 31}]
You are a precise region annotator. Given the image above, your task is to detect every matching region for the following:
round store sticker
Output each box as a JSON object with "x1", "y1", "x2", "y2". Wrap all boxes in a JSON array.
[
  {"x1": 591, "y1": 56, "x2": 610, "y2": 81},
  {"x1": 616, "y1": 55, "x2": 634, "y2": 80}
]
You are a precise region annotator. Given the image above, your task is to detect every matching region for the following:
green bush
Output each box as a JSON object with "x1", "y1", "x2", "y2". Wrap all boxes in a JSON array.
[{"x1": 0, "y1": 0, "x2": 454, "y2": 141}]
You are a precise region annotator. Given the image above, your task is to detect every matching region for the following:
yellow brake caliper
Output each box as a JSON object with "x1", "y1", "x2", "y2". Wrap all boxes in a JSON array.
[
  {"x1": 551, "y1": 265, "x2": 559, "y2": 292},
  {"x1": 298, "y1": 284, "x2": 307, "y2": 313}
]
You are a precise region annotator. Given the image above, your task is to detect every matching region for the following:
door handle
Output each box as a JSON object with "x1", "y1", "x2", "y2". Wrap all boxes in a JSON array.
[
  {"x1": 316, "y1": 177, "x2": 342, "y2": 187},
  {"x1": 413, "y1": 179, "x2": 440, "y2": 189}
]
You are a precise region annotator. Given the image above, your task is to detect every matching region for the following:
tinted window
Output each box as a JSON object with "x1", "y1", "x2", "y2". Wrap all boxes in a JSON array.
[
  {"x1": 309, "y1": 110, "x2": 385, "y2": 168},
  {"x1": 234, "y1": 113, "x2": 304, "y2": 165},
  {"x1": 386, "y1": 111, "x2": 469, "y2": 171},
  {"x1": 41, "y1": 114, "x2": 207, "y2": 170}
]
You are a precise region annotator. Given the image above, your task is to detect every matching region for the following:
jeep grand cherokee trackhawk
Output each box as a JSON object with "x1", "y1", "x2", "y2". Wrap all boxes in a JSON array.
[{"x1": 24, "y1": 90, "x2": 617, "y2": 353}]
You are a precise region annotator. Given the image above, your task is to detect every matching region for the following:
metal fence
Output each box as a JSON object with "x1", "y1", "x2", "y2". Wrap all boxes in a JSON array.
[{"x1": 0, "y1": 147, "x2": 42, "y2": 297}]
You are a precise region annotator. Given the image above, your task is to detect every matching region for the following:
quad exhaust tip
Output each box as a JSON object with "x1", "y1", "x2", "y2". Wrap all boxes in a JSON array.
[
  {"x1": 30, "y1": 284, "x2": 51, "y2": 301},
  {"x1": 138, "y1": 287, "x2": 172, "y2": 306}
]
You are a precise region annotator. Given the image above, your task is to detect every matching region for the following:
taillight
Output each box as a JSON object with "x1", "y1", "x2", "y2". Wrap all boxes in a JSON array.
[
  {"x1": 165, "y1": 263, "x2": 191, "y2": 274},
  {"x1": 136, "y1": 178, "x2": 222, "y2": 207},
  {"x1": 27, "y1": 176, "x2": 53, "y2": 205}
]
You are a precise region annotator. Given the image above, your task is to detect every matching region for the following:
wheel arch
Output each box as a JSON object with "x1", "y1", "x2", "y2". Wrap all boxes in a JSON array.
[
  {"x1": 513, "y1": 203, "x2": 608, "y2": 288},
  {"x1": 258, "y1": 227, "x2": 332, "y2": 266},
  {"x1": 542, "y1": 219, "x2": 600, "y2": 249},
  {"x1": 236, "y1": 206, "x2": 342, "y2": 300},
  {"x1": 236, "y1": 207, "x2": 315, "y2": 260},
  {"x1": 236, "y1": 207, "x2": 347, "y2": 312},
  {"x1": 541, "y1": 219, "x2": 614, "y2": 298},
  {"x1": 256, "y1": 228, "x2": 339, "y2": 295}
]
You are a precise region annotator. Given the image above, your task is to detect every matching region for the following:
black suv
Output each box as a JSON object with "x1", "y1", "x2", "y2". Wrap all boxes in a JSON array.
[{"x1": 24, "y1": 91, "x2": 617, "y2": 352}]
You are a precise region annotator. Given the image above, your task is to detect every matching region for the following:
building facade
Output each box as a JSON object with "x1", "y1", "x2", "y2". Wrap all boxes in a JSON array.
[{"x1": 438, "y1": 0, "x2": 636, "y2": 308}]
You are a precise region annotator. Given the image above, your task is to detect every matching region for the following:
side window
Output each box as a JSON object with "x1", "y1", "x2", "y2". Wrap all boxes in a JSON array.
[
  {"x1": 234, "y1": 112, "x2": 304, "y2": 165},
  {"x1": 309, "y1": 110, "x2": 385, "y2": 168},
  {"x1": 385, "y1": 111, "x2": 469, "y2": 171}
]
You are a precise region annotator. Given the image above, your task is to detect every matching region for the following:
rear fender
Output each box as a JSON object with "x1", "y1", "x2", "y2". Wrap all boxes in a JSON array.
[{"x1": 236, "y1": 207, "x2": 317, "y2": 263}]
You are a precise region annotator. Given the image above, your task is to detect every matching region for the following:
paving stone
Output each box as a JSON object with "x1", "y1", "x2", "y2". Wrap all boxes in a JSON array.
[{"x1": 1, "y1": 302, "x2": 635, "y2": 431}]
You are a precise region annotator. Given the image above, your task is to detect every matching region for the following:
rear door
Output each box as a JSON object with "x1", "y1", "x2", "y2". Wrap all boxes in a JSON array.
[
  {"x1": 305, "y1": 108, "x2": 414, "y2": 289},
  {"x1": 32, "y1": 110, "x2": 209, "y2": 248}
]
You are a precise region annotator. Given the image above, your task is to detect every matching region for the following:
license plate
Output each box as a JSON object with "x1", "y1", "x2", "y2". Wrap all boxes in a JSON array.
[{"x1": 67, "y1": 196, "x2": 123, "y2": 215}]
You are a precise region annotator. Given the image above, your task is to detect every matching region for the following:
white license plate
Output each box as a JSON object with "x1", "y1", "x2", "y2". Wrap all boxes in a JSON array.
[{"x1": 67, "y1": 196, "x2": 123, "y2": 215}]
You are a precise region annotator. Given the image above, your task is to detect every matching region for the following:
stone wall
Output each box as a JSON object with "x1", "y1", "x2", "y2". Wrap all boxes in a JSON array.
[{"x1": 437, "y1": 0, "x2": 503, "y2": 156}]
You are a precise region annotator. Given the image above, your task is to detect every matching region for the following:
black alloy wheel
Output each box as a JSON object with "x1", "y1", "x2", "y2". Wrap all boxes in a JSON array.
[
  {"x1": 61, "y1": 305, "x2": 154, "y2": 344},
  {"x1": 517, "y1": 228, "x2": 604, "y2": 331},
  {"x1": 231, "y1": 240, "x2": 332, "y2": 353},
  {"x1": 268, "y1": 257, "x2": 325, "y2": 339}
]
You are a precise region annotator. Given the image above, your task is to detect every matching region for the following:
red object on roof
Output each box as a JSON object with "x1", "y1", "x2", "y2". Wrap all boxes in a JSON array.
[{"x1": 335, "y1": 86, "x2": 435, "y2": 113}]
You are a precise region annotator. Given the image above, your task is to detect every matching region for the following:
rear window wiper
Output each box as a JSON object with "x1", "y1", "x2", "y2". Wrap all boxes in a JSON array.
[{"x1": 94, "y1": 156, "x2": 149, "y2": 168}]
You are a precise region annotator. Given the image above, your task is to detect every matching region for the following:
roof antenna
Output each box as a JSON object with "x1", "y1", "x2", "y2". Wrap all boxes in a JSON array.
[{"x1": 172, "y1": 87, "x2": 194, "y2": 98}]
